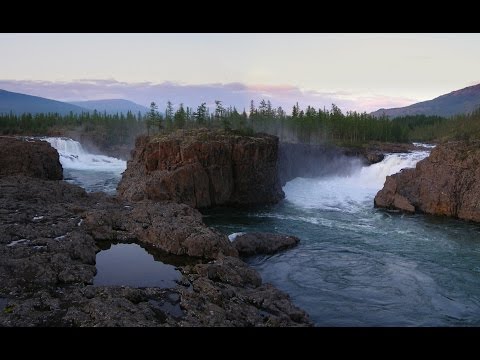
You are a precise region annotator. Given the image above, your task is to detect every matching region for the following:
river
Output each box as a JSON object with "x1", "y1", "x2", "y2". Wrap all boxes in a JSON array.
[{"x1": 46, "y1": 137, "x2": 480, "y2": 326}]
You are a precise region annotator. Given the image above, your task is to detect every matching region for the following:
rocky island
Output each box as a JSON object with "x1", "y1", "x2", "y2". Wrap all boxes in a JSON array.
[{"x1": 118, "y1": 129, "x2": 284, "y2": 208}]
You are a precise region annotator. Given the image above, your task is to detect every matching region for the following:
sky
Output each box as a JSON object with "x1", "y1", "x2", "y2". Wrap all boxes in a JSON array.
[{"x1": 1, "y1": 33, "x2": 480, "y2": 113}]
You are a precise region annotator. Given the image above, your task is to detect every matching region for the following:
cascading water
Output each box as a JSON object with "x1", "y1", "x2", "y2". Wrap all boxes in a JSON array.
[
  {"x1": 204, "y1": 147, "x2": 480, "y2": 326},
  {"x1": 44, "y1": 137, "x2": 126, "y2": 194},
  {"x1": 283, "y1": 150, "x2": 430, "y2": 213}
]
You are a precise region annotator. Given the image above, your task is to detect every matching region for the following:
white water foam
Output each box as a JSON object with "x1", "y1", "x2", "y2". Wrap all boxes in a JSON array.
[
  {"x1": 44, "y1": 137, "x2": 126, "y2": 172},
  {"x1": 284, "y1": 150, "x2": 430, "y2": 213},
  {"x1": 413, "y1": 142, "x2": 436, "y2": 149},
  {"x1": 228, "y1": 232, "x2": 246, "y2": 242}
]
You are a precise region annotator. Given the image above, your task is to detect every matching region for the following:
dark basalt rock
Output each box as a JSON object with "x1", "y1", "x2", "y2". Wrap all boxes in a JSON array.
[
  {"x1": 0, "y1": 175, "x2": 310, "y2": 326},
  {"x1": 232, "y1": 232, "x2": 300, "y2": 257},
  {"x1": 0, "y1": 137, "x2": 62, "y2": 180}
]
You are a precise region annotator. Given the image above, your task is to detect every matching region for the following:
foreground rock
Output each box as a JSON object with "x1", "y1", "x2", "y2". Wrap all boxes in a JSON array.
[
  {"x1": 0, "y1": 137, "x2": 62, "y2": 180},
  {"x1": 0, "y1": 175, "x2": 310, "y2": 326},
  {"x1": 118, "y1": 129, "x2": 285, "y2": 208},
  {"x1": 232, "y1": 232, "x2": 300, "y2": 257},
  {"x1": 374, "y1": 141, "x2": 480, "y2": 222},
  {"x1": 179, "y1": 255, "x2": 309, "y2": 326}
]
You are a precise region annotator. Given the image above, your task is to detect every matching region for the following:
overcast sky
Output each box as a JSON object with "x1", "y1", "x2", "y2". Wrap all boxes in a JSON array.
[{"x1": 1, "y1": 33, "x2": 479, "y2": 112}]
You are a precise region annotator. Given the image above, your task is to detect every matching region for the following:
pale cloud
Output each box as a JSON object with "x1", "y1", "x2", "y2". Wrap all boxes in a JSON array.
[
  {"x1": 0, "y1": 79, "x2": 417, "y2": 114},
  {"x1": 353, "y1": 95, "x2": 416, "y2": 111}
]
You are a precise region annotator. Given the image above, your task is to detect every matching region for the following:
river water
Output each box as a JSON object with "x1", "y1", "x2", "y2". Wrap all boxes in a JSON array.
[
  {"x1": 45, "y1": 137, "x2": 480, "y2": 326},
  {"x1": 204, "y1": 149, "x2": 480, "y2": 326}
]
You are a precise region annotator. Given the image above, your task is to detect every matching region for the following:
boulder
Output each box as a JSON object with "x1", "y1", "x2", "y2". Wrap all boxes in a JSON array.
[{"x1": 232, "y1": 232, "x2": 300, "y2": 256}]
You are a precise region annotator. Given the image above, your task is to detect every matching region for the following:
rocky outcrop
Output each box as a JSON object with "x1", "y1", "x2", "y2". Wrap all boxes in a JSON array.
[
  {"x1": 232, "y1": 232, "x2": 300, "y2": 257},
  {"x1": 117, "y1": 129, "x2": 284, "y2": 208},
  {"x1": 374, "y1": 141, "x2": 480, "y2": 222},
  {"x1": 0, "y1": 137, "x2": 62, "y2": 180},
  {"x1": 84, "y1": 200, "x2": 237, "y2": 260},
  {"x1": 374, "y1": 176, "x2": 416, "y2": 213}
]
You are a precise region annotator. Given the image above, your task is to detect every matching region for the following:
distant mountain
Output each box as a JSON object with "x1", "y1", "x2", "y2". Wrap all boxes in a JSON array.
[
  {"x1": 69, "y1": 99, "x2": 149, "y2": 115},
  {"x1": 0, "y1": 89, "x2": 87, "y2": 115},
  {"x1": 371, "y1": 83, "x2": 480, "y2": 118}
]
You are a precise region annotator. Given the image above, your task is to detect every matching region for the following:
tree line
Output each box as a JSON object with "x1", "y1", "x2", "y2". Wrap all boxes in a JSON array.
[
  {"x1": 2, "y1": 100, "x2": 479, "y2": 147},
  {"x1": 144, "y1": 99, "x2": 480, "y2": 144},
  {"x1": 392, "y1": 110, "x2": 480, "y2": 142}
]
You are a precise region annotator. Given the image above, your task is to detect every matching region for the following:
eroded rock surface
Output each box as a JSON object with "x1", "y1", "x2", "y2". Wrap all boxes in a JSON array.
[
  {"x1": 375, "y1": 141, "x2": 480, "y2": 222},
  {"x1": 117, "y1": 130, "x2": 285, "y2": 208}
]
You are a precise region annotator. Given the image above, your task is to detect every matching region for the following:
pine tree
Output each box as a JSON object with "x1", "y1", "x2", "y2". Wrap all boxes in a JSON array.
[
  {"x1": 292, "y1": 102, "x2": 299, "y2": 117},
  {"x1": 174, "y1": 103, "x2": 186, "y2": 129},
  {"x1": 194, "y1": 103, "x2": 207, "y2": 126},
  {"x1": 249, "y1": 100, "x2": 256, "y2": 117},
  {"x1": 147, "y1": 101, "x2": 159, "y2": 135},
  {"x1": 259, "y1": 99, "x2": 267, "y2": 115},
  {"x1": 166, "y1": 101, "x2": 174, "y2": 120},
  {"x1": 214, "y1": 100, "x2": 225, "y2": 122},
  {"x1": 267, "y1": 100, "x2": 272, "y2": 116},
  {"x1": 164, "y1": 100, "x2": 174, "y2": 130}
]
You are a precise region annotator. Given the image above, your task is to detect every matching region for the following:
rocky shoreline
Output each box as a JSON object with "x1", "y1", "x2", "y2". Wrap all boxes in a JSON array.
[
  {"x1": 374, "y1": 141, "x2": 480, "y2": 222},
  {"x1": 0, "y1": 137, "x2": 311, "y2": 327}
]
